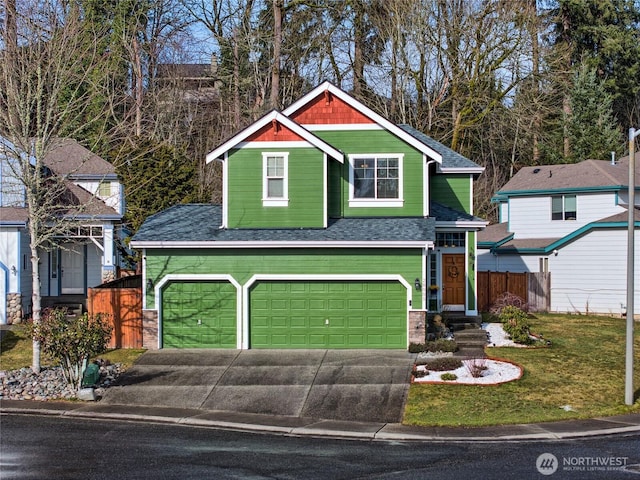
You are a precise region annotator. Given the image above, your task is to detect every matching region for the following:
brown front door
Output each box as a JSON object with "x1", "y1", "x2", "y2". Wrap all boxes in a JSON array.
[{"x1": 442, "y1": 254, "x2": 465, "y2": 306}]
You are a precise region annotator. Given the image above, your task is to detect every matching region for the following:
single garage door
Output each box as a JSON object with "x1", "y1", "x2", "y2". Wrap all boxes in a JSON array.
[
  {"x1": 162, "y1": 281, "x2": 237, "y2": 348},
  {"x1": 250, "y1": 281, "x2": 407, "y2": 349}
]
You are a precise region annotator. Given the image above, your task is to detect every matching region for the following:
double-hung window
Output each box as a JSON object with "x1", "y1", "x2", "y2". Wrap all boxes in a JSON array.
[
  {"x1": 263, "y1": 153, "x2": 288, "y2": 206},
  {"x1": 551, "y1": 195, "x2": 576, "y2": 220},
  {"x1": 349, "y1": 154, "x2": 403, "y2": 207}
]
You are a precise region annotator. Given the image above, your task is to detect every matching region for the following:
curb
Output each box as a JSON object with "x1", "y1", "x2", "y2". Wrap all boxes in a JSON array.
[{"x1": 2, "y1": 401, "x2": 640, "y2": 442}]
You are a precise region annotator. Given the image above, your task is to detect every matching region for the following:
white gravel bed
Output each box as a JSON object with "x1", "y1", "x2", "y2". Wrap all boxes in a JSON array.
[{"x1": 413, "y1": 358, "x2": 523, "y2": 385}]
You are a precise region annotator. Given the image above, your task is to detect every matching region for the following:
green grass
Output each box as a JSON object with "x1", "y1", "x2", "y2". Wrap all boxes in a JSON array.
[
  {"x1": 0, "y1": 325, "x2": 145, "y2": 372},
  {"x1": 403, "y1": 313, "x2": 640, "y2": 427}
]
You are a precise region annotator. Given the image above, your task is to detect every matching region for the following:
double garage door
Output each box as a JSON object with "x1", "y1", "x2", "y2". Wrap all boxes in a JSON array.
[{"x1": 162, "y1": 280, "x2": 407, "y2": 349}]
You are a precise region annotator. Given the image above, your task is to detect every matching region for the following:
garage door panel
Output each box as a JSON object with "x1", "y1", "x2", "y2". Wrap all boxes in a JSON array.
[
  {"x1": 163, "y1": 281, "x2": 237, "y2": 348},
  {"x1": 250, "y1": 281, "x2": 406, "y2": 349}
]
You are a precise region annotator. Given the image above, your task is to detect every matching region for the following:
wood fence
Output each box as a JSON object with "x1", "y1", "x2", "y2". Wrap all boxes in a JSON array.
[
  {"x1": 477, "y1": 271, "x2": 550, "y2": 312},
  {"x1": 88, "y1": 277, "x2": 143, "y2": 349}
]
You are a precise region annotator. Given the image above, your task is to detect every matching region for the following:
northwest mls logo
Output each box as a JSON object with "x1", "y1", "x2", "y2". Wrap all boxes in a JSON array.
[
  {"x1": 536, "y1": 453, "x2": 630, "y2": 475},
  {"x1": 536, "y1": 453, "x2": 559, "y2": 475}
]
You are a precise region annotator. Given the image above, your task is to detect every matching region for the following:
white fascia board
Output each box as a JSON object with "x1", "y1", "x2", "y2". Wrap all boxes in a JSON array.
[
  {"x1": 283, "y1": 82, "x2": 442, "y2": 163},
  {"x1": 206, "y1": 111, "x2": 343, "y2": 163},
  {"x1": 130, "y1": 240, "x2": 433, "y2": 249},
  {"x1": 439, "y1": 167, "x2": 485, "y2": 174},
  {"x1": 435, "y1": 221, "x2": 489, "y2": 229}
]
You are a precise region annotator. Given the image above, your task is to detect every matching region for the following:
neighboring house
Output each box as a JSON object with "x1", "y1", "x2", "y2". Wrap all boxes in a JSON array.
[
  {"x1": 478, "y1": 154, "x2": 640, "y2": 316},
  {"x1": 131, "y1": 81, "x2": 486, "y2": 350},
  {"x1": 0, "y1": 137, "x2": 125, "y2": 324}
]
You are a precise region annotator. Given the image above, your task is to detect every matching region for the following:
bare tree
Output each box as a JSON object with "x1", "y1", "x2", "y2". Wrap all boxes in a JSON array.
[{"x1": 0, "y1": 0, "x2": 114, "y2": 372}]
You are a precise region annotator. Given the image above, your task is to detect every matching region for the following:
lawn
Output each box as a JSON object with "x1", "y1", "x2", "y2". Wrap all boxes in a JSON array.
[
  {"x1": 2, "y1": 314, "x2": 640, "y2": 428},
  {"x1": 0, "y1": 326, "x2": 145, "y2": 371},
  {"x1": 403, "y1": 313, "x2": 640, "y2": 427}
]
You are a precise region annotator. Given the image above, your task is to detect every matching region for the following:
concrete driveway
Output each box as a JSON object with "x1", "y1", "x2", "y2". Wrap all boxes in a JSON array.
[{"x1": 101, "y1": 350, "x2": 416, "y2": 423}]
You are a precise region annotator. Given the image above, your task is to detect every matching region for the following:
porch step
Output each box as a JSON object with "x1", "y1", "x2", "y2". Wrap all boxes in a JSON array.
[{"x1": 449, "y1": 319, "x2": 488, "y2": 358}]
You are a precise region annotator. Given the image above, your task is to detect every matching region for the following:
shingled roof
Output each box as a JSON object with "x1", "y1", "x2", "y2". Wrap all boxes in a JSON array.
[
  {"x1": 398, "y1": 125, "x2": 484, "y2": 172},
  {"x1": 131, "y1": 204, "x2": 439, "y2": 246},
  {"x1": 496, "y1": 154, "x2": 639, "y2": 197}
]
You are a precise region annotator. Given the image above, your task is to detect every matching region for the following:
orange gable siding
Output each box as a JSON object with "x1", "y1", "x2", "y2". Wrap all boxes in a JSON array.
[
  {"x1": 291, "y1": 92, "x2": 374, "y2": 125},
  {"x1": 246, "y1": 121, "x2": 305, "y2": 142}
]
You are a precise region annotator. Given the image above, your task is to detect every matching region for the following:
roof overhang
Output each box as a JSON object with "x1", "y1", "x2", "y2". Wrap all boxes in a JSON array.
[
  {"x1": 130, "y1": 240, "x2": 433, "y2": 249},
  {"x1": 206, "y1": 110, "x2": 344, "y2": 164}
]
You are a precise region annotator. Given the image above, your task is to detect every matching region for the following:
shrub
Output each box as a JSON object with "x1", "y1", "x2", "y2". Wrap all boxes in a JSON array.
[
  {"x1": 464, "y1": 357, "x2": 488, "y2": 378},
  {"x1": 498, "y1": 306, "x2": 533, "y2": 345},
  {"x1": 440, "y1": 373, "x2": 458, "y2": 381},
  {"x1": 420, "y1": 357, "x2": 463, "y2": 371},
  {"x1": 412, "y1": 367, "x2": 428, "y2": 378},
  {"x1": 29, "y1": 308, "x2": 113, "y2": 391},
  {"x1": 409, "y1": 340, "x2": 458, "y2": 353},
  {"x1": 490, "y1": 292, "x2": 529, "y2": 316}
]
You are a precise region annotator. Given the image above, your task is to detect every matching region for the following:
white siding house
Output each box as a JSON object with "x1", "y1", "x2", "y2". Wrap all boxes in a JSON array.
[
  {"x1": 478, "y1": 155, "x2": 639, "y2": 315},
  {"x1": 0, "y1": 137, "x2": 126, "y2": 324}
]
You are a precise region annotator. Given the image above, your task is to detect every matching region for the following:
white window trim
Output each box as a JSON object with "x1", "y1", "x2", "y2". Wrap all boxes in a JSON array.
[
  {"x1": 262, "y1": 152, "x2": 289, "y2": 207},
  {"x1": 348, "y1": 153, "x2": 404, "y2": 208}
]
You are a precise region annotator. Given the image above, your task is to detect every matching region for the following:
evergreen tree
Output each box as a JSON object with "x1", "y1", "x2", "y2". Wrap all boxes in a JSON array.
[{"x1": 566, "y1": 64, "x2": 623, "y2": 162}]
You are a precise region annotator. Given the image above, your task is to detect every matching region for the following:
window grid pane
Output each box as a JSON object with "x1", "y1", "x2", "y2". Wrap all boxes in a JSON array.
[{"x1": 354, "y1": 156, "x2": 399, "y2": 200}]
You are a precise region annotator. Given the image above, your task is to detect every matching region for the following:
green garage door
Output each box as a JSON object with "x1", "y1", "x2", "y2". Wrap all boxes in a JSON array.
[
  {"x1": 250, "y1": 281, "x2": 407, "y2": 349},
  {"x1": 162, "y1": 281, "x2": 237, "y2": 348}
]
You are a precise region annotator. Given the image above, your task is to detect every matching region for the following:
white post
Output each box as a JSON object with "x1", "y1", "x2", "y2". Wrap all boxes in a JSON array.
[{"x1": 626, "y1": 128, "x2": 638, "y2": 406}]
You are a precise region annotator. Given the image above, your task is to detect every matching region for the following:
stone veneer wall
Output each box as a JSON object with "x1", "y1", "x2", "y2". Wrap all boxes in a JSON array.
[
  {"x1": 142, "y1": 310, "x2": 159, "y2": 350},
  {"x1": 408, "y1": 310, "x2": 426, "y2": 346},
  {"x1": 5, "y1": 293, "x2": 23, "y2": 324}
]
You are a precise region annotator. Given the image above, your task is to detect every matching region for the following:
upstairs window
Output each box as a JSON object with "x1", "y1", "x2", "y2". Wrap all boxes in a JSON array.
[
  {"x1": 551, "y1": 195, "x2": 576, "y2": 220},
  {"x1": 349, "y1": 154, "x2": 403, "y2": 207},
  {"x1": 98, "y1": 181, "x2": 111, "y2": 197},
  {"x1": 263, "y1": 153, "x2": 288, "y2": 206}
]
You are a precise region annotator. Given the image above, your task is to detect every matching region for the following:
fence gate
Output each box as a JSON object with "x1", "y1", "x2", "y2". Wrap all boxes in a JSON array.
[{"x1": 88, "y1": 286, "x2": 143, "y2": 349}]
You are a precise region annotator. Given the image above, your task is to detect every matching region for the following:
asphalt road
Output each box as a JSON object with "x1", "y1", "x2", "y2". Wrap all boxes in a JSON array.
[{"x1": 2, "y1": 414, "x2": 640, "y2": 480}]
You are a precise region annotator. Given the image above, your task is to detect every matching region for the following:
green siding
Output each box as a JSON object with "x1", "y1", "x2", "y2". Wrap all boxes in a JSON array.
[
  {"x1": 145, "y1": 248, "x2": 423, "y2": 310},
  {"x1": 315, "y1": 130, "x2": 424, "y2": 217},
  {"x1": 431, "y1": 175, "x2": 472, "y2": 213},
  {"x1": 162, "y1": 281, "x2": 237, "y2": 348},
  {"x1": 227, "y1": 147, "x2": 325, "y2": 228},
  {"x1": 250, "y1": 281, "x2": 406, "y2": 348}
]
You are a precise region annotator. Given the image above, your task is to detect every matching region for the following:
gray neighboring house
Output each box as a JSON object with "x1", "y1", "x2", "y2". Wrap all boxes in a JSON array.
[
  {"x1": 478, "y1": 153, "x2": 640, "y2": 316},
  {"x1": 0, "y1": 137, "x2": 125, "y2": 324}
]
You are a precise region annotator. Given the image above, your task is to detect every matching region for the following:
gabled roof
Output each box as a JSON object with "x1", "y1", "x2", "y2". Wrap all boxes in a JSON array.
[
  {"x1": 282, "y1": 81, "x2": 443, "y2": 163},
  {"x1": 495, "y1": 154, "x2": 639, "y2": 199},
  {"x1": 206, "y1": 110, "x2": 344, "y2": 163},
  {"x1": 131, "y1": 204, "x2": 436, "y2": 248},
  {"x1": 43, "y1": 138, "x2": 118, "y2": 179}
]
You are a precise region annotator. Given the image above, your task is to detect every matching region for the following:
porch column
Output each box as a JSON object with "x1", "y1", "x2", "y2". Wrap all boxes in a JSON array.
[{"x1": 102, "y1": 224, "x2": 116, "y2": 283}]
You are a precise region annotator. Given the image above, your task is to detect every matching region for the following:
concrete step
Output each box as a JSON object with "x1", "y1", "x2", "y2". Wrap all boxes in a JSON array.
[{"x1": 454, "y1": 329, "x2": 488, "y2": 339}]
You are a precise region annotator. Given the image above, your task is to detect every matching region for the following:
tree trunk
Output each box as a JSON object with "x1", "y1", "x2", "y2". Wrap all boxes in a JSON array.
[
  {"x1": 233, "y1": 29, "x2": 240, "y2": 129},
  {"x1": 270, "y1": 0, "x2": 283, "y2": 109},
  {"x1": 132, "y1": 36, "x2": 144, "y2": 137},
  {"x1": 29, "y1": 240, "x2": 42, "y2": 374}
]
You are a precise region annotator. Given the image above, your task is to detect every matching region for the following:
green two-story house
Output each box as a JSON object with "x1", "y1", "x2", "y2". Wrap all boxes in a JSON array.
[{"x1": 131, "y1": 82, "x2": 486, "y2": 350}]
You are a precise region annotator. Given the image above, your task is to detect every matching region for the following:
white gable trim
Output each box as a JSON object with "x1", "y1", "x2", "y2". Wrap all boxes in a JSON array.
[
  {"x1": 282, "y1": 82, "x2": 443, "y2": 163},
  {"x1": 206, "y1": 111, "x2": 344, "y2": 164}
]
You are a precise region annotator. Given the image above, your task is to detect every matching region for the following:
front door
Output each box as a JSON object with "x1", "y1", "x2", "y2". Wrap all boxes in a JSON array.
[
  {"x1": 60, "y1": 244, "x2": 85, "y2": 294},
  {"x1": 442, "y1": 254, "x2": 465, "y2": 309}
]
